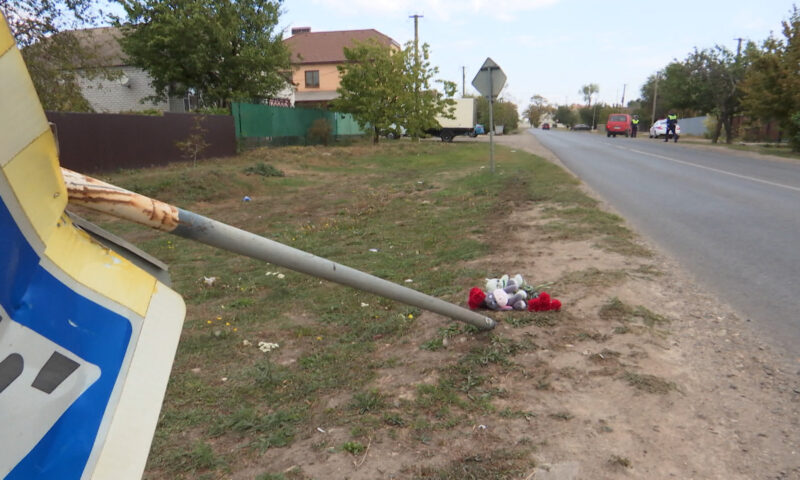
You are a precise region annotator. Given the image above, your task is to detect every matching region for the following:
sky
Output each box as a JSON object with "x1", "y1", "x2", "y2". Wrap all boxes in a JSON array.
[{"x1": 278, "y1": 0, "x2": 795, "y2": 110}]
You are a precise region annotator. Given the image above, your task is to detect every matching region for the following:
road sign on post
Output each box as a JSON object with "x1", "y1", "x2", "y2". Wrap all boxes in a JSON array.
[
  {"x1": 0, "y1": 14, "x2": 185, "y2": 479},
  {"x1": 471, "y1": 58, "x2": 506, "y2": 173},
  {"x1": 471, "y1": 57, "x2": 506, "y2": 100}
]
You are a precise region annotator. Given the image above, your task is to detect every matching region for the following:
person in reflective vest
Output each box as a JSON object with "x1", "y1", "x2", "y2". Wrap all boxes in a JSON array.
[
  {"x1": 631, "y1": 116, "x2": 640, "y2": 138},
  {"x1": 665, "y1": 112, "x2": 679, "y2": 142}
]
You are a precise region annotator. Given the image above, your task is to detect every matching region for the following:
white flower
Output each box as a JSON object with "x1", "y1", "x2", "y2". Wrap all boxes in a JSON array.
[
  {"x1": 243, "y1": 340, "x2": 251, "y2": 346},
  {"x1": 277, "y1": 273, "x2": 285, "y2": 279},
  {"x1": 360, "y1": 302, "x2": 369, "y2": 307},
  {"x1": 203, "y1": 276, "x2": 217, "y2": 286},
  {"x1": 258, "y1": 341, "x2": 279, "y2": 353}
]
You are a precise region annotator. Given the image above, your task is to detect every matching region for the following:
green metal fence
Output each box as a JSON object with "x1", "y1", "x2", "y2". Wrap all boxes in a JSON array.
[{"x1": 231, "y1": 103, "x2": 364, "y2": 145}]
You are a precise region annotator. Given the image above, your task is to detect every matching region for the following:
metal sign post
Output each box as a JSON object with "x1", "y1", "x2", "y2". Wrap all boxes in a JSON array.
[{"x1": 471, "y1": 58, "x2": 506, "y2": 174}]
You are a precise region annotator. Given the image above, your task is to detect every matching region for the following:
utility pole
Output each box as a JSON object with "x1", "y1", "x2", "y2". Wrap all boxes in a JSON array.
[
  {"x1": 462, "y1": 66, "x2": 466, "y2": 97},
  {"x1": 734, "y1": 37, "x2": 744, "y2": 58},
  {"x1": 651, "y1": 73, "x2": 659, "y2": 125},
  {"x1": 410, "y1": 14, "x2": 423, "y2": 137},
  {"x1": 409, "y1": 14, "x2": 423, "y2": 64},
  {"x1": 620, "y1": 84, "x2": 626, "y2": 109}
]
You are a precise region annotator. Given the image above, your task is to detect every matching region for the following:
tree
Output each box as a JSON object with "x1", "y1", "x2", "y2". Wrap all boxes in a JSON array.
[
  {"x1": 555, "y1": 105, "x2": 577, "y2": 126},
  {"x1": 493, "y1": 100, "x2": 519, "y2": 132},
  {"x1": 642, "y1": 45, "x2": 749, "y2": 143},
  {"x1": 333, "y1": 40, "x2": 455, "y2": 144},
  {"x1": 674, "y1": 46, "x2": 748, "y2": 143},
  {"x1": 2, "y1": 0, "x2": 112, "y2": 111},
  {"x1": 475, "y1": 96, "x2": 518, "y2": 132},
  {"x1": 741, "y1": 5, "x2": 800, "y2": 149},
  {"x1": 525, "y1": 94, "x2": 553, "y2": 127},
  {"x1": 116, "y1": 0, "x2": 290, "y2": 108},
  {"x1": 400, "y1": 42, "x2": 457, "y2": 140},
  {"x1": 579, "y1": 83, "x2": 599, "y2": 108}
]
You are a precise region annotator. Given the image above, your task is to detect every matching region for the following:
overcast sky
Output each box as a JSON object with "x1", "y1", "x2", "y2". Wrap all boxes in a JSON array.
[{"x1": 280, "y1": 0, "x2": 795, "y2": 109}]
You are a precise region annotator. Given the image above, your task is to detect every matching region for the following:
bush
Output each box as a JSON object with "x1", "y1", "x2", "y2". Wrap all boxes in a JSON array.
[
  {"x1": 789, "y1": 112, "x2": 800, "y2": 152},
  {"x1": 306, "y1": 118, "x2": 333, "y2": 145},
  {"x1": 243, "y1": 162, "x2": 284, "y2": 177}
]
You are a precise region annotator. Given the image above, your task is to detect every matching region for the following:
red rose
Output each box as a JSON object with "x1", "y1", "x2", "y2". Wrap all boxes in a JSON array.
[{"x1": 468, "y1": 287, "x2": 486, "y2": 309}]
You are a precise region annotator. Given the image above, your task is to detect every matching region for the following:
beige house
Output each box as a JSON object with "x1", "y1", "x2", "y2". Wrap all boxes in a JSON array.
[{"x1": 283, "y1": 27, "x2": 400, "y2": 108}]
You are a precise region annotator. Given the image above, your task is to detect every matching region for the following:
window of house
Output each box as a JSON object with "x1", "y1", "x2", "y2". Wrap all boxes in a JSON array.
[{"x1": 305, "y1": 70, "x2": 320, "y2": 88}]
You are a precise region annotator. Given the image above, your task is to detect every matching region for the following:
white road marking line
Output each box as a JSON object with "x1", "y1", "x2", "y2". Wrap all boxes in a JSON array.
[{"x1": 623, "y1": 147, "x2": 800, "y2": 193}]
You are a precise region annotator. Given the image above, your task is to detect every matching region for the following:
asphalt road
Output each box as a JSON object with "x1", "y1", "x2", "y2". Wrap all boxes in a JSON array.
[{"x1": 528, "y1": 128, "x2": 800, "y2": 355}]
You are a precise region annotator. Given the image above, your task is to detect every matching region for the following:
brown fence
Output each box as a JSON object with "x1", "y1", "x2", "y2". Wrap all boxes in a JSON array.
[{"x1": 45, "y1": 112, "x2": 236, "y2": 173}]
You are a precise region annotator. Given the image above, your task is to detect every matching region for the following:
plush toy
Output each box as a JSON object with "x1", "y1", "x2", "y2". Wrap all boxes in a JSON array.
[{"x1": 468, "y1": 274, "x2": 559, "y2": 312}]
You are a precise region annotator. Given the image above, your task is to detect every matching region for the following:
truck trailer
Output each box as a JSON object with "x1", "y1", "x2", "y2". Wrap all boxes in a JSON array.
[{"x1": 426, "y1": 98, "x2": 481, "y2": 142}]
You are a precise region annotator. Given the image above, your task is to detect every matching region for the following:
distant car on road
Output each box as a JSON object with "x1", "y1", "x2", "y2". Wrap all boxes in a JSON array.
[
  {"x1": 541, "y1": 123, "x2": 550, "y2": 130},
  {"x1": 649, "y1": 119, "x2": 681, "y2": 139},
  {"x1": 571, "y1": 124, "x2": 591, "y2": 131}
]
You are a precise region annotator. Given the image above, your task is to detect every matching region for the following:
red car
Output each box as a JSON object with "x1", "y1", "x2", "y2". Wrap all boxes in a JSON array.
[
  {"x1": 541, "y1": 123, "x2": 550, "y2": 130},
  {"x1": 606, "y1": 113, "x2": 632, "y2": 137}
]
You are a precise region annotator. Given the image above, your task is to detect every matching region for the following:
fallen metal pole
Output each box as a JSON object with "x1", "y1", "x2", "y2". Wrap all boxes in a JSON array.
[{"x1": 61, "y1": 168, "x2": 496, "y2": 331}]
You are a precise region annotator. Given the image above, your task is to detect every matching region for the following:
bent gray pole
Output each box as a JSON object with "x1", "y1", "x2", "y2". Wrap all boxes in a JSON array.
[{"x1": 61, "y1": 168, "x2": 497, "y2": 331}]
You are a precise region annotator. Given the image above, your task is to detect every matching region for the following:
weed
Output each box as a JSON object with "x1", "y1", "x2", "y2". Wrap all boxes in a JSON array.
[
  {"x1": 549, "y1": 411, "x2": 574, "y2": 421},
  {"x1": 599, "y1": 298, "x2": 669, "y2": 327},
  {"x1": 383, "y1": 412, "x2": 405, "y2": 426},
  {"x1": 406, "y1": 448, "x2": 534, "y2": 479},
  {"x1": 609, "y1": 455, "x2": 632, "y2": 468},
  {"x1": 465, "y1": 335, "x2": 524, "y2": 367},
  {"x1": 350, "y1": 389, "x2": 386, "y2": 414},
  {"x1": 342, "y1": 441, "x2": 366, "y2": 455},
  {"x1": 621, "y1": 371, "x2": 675, "y2": 394},
  {"x1": 244, "y1": 162, "x2": 285, "y2": 177},
  {"x1": 558, "y1": 268, "x2": 626, "y2": 288}
]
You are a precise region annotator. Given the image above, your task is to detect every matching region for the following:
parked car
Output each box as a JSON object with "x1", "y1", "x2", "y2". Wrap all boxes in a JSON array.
[
  {"x1": 541, "y1": 123, "x2": 550, "y2": 130},
  {"x1": 384, "y1": 124, "x2": 406, "y2": 139},
  {"x1": 649, "y1": 119, "x2": 682, "y2": 139},
  {"x1": 571, "y1": 124, "x2": 591, "y2": 131},
  {"x1": 605, "y1": 113, "x2": 631, "y2": 137}
]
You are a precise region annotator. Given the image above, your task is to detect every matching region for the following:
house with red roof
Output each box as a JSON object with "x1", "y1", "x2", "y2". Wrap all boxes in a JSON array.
[{"x1": 283, "y1": 27, "x2": 400, "y2": 108}]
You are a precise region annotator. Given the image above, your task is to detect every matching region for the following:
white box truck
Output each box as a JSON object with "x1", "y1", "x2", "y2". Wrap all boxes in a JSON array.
[{"x1": 426, "y1": 98, "x2": 483, "y2": 142}]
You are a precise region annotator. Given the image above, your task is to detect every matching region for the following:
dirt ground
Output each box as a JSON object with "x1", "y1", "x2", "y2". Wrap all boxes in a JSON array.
[
  {"x1": 252, "y1": 133, "x2": 799, "y2": 479},
  {"x1": 481, "y1": 132, "x2": 800, "y2": 479}
]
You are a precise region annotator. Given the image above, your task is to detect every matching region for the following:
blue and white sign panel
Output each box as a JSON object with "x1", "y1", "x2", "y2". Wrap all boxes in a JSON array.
[
  {"x1": 1, "y1": 190, "x2": 132, "y2": 479},
  {"x1": 1, "y1": 13, "x2": 185, "y2": 478}
]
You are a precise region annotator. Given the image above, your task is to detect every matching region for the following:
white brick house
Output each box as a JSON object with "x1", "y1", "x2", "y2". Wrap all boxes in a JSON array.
[
  {"x1": 73, "y1": 27, "x2": 182, "y2": 113},
  {"x1": 73, "y1": 26, "x2": 295, "y2": 113}
]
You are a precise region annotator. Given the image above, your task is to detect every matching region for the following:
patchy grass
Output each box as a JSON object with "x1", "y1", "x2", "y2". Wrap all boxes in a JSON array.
[
  {"x1": 406, "y1": 449, "x2": 535, "y2": 479},
  {"x1": 74, "y1": 141, "x2": 654, "y2": 479},
  {"x1": 599, "y1": 297, "x2": 670, "y2": 328},
  {"x1": 621, "y1": 371, "x2": 676, "y2": 394},
  {"x1": 609, "y1": 454, "x2": 632, "y2": 468},
  {"x1": 558, "y1": 267, "x2": 628, "y2": 289}
]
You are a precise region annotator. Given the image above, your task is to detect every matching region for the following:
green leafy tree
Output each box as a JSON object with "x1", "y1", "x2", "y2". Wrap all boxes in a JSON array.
[
  {"x1": 493, "y1": 100, "x2": 519, "y2": 132},
  {"x1": 475, "y1": 96, "x2": 518, "y2": 132},
  {"x1": 116, "y1": 0, "x2": 290, "y2": 108},
  {"x1": 525, "y1": 94, "x2": 553, "y2": 127},
  {"x1": 642, "y1": 45, "x2": 749, "y2": 143},
  {"x1": 555, "y1": 105, "x2": 577, "y2": 127},
  {"x1": 401, "y1": 42, "x2": 457, "y2": 140},
  {"x1": 2, "y1": 0, "x2": 112, "y2": 111},
  {"x1": 741, "y1": 5, "x2": 800, "y2": 149},
  {"x1": 579, "y1": 83, "x2": 599, "y2": 108},
  {"x1": 333, "y1": 40, "x2": 455, "y2": 143}
]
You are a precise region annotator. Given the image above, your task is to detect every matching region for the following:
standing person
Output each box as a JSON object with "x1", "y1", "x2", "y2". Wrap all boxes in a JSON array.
[
  {"x1": 665, "y1": 112, "x2": 679, "y2": 142},
  {"x1": 631, "y1": 115, "x2": 640, "y2": 137}
]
